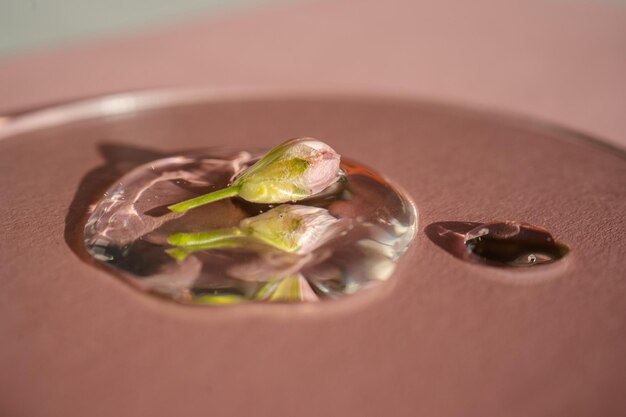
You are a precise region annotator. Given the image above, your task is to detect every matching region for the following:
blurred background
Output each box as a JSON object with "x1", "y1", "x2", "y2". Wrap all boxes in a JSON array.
[
  {"x1": 0, "y1": 0, "x2": 625, "y2": 148},
  {"x1": 0, "y1": 0, "x2": 292, "y2": 56},
  {"x1": 1, "y1": 0, "x2": 625, "y2": 57}
]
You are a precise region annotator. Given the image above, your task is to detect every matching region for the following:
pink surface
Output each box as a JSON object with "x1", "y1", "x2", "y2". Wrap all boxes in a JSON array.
[
  {"x1": 0, "y1": 0, "x2": 625, "y2": 148},
  {"x1": 1, "y1": 95, "x2": 625, "y2": 417}
]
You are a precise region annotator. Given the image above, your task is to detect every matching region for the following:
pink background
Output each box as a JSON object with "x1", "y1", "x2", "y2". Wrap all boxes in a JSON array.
[{"x1": 1, "y1": 0, "x2": 625, "y2": 148}]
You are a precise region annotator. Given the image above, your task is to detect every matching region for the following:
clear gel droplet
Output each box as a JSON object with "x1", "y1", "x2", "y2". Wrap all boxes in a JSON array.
[{"x1": 84, "y1": 150, "x2": 417, "y2": 304}]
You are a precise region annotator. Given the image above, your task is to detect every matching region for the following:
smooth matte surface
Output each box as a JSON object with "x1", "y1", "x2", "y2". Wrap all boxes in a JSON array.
[{"x1": 0, "y1": 96, "x2": 624, "y2": 416}]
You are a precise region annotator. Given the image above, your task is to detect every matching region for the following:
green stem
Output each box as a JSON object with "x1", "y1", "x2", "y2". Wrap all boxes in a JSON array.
[
  {"x1": 192, "y1": 294, "x2": 243, "y2": 305},
  {"x1": 166, "y1": 239, "x2": 243, "y2": 261},
  {"x1": 168, "y1": 185, "x2": 240, "y2": 213},
  {"x1": 167, "y1": 227, "x2": 242, "y2": 246}
]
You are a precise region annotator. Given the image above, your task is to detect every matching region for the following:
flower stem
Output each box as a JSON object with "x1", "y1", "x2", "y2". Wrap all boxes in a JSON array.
[
  {"x1": 192, "y1": 294, "x2": 243, "y2": 305},
  {"x1": 166, "y1": 239, "x2": 243, "y2": 261},
  {"x1": 168, "y1": 185, "x2": 240, "y2": 213},
  {"x1": 167, "y1": 227, "x2": 242, "y2": 246}
]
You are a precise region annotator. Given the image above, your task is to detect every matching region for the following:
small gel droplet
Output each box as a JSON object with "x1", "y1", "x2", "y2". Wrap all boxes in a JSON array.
[{"x1": 463, "y1": 221, "x2": 568, "y2": 267}]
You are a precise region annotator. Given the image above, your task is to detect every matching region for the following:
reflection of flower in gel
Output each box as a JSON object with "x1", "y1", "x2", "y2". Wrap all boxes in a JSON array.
[
  {"x1": 239, "y1": 205, "x2": 340, "y2": 254},
  {"x1": 189, "y1": 273, "x2": 319, "y2": 304},
  {"x1": 254, "y1": 273, "x2": 319, "y2": 302},
  {"x1": 166, "y1": 204, "x2": 342, "y2": 260},
  {"x1": 168, "y1": 138, "x2": 341, "y2": 212}
]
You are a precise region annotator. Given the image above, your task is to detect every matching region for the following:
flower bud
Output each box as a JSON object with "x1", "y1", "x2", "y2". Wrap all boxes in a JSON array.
[
  {"x1": 235, "y1": 138, "x2": 341, "y2": 204},
  {"x1": 168, "y1": 138, "x2": 341, "y2": 212}
]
